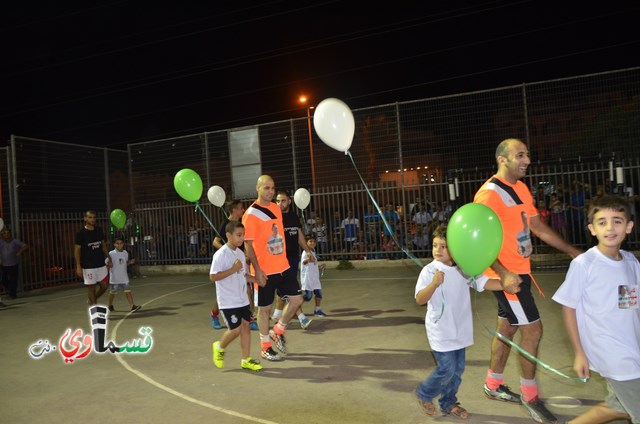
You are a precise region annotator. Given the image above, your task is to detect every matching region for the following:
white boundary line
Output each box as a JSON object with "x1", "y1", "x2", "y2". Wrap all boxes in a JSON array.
[{"x1": 111, "y1": 282, "x2": 280, "y2": 424}]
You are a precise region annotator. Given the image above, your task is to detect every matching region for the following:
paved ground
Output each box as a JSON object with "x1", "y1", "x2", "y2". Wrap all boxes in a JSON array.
[{"x1": 0, "y1": 265, "x2": 627, "y2": 424}]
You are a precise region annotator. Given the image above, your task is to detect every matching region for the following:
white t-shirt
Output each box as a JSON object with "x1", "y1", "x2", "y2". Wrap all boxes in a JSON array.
[
  {"x1": 210, "y1": 244, "x2": 249, "y2": 309},
  {"x1": 300, "y1": 250, "x2": 321, "y2": 291},
  {"x1": 552, "y1": 247, "x2": 640, "y2": 381},
  {"x1": 413, "y1": 211, "x2": 432, "y2": 227},
  {"x1": 414, "y1": 260, "x2": 488, "y2": 352},
  {"x1": 109, "y1": 249, "x2": 129, "y2": 285}
]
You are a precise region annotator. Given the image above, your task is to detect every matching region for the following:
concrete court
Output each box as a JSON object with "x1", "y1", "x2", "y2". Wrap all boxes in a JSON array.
[{"x1": 0, "y1": 265, "x2": 625, "y2": 424}]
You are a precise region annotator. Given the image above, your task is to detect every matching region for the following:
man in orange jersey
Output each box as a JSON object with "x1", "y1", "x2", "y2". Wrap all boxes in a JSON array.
[
  {"x1": 242, "y1": 175, "x2": 312, "y2": 361},
  {"x1": 474, "y1": 139, "x2": 581, "y2": 423}
]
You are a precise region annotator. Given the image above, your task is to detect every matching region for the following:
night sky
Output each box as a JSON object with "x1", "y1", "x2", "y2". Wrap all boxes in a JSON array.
[{"x1": 2, "y1": 1, "x2": 638, "y2": 149}]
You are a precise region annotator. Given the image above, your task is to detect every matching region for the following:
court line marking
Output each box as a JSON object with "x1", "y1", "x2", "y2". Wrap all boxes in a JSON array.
[{"x1": 111, "y1": 282, "x2": 280, "y2": 424}]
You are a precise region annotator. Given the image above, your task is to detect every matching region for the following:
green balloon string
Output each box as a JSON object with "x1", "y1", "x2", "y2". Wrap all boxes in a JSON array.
[
  {"x1": 468, "y1": 281, "x2": 588, "y2": 383},
  {"x1": 194, "y1": 203, "x2": 222, "y2": 238}
]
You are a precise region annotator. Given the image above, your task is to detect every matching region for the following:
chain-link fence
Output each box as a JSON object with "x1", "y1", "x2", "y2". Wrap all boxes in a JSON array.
[{"x1": 4, "y1": 67, "x2": 639, "y2": 292}]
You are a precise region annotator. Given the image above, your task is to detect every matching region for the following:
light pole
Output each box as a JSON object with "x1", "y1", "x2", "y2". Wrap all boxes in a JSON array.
[{"x1": 299, "y1": 96, "x2": 316, "y2": 196}]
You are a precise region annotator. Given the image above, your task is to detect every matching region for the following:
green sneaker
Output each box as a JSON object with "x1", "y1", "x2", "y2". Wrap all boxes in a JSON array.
[
  {"x1": 212, "y1": 341, "x2": 224, "y2": 368},
  {"x1": 241, "y1": 357, "x2": 263, "y2": 371}
]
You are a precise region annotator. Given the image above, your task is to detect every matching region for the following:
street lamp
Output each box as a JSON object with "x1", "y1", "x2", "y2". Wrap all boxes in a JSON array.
[{"x1": 298, "y1": 96, "x2": 316, "y2": 195}]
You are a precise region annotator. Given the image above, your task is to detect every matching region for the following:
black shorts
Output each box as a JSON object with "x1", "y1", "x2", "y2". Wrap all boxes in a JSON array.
[
  {"x1": 257, "y1": 267, "x2": 300, "y2": 307},
  {"x1": 220, "y1": 305, "x2": 252, "y2": 330},
  {"x1": 493, "y1": 274, "x2": 540, "y2": 325}
]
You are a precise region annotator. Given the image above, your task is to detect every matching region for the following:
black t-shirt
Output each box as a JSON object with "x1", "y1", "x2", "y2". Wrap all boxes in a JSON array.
[
  {"x1": 216, "y1": 218, "x2": 244, "y2": 252},
  {"x1": 75, "y1": 226, "x2": 106, "y2": 269},
  {"x1": 281, "y1": 209, "x2": 302, "y2": 259}
]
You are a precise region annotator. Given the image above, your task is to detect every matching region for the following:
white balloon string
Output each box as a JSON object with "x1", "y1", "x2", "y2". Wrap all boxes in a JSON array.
[{"x1": 346, "y1": 151, "x2": 422, "y2": 268}]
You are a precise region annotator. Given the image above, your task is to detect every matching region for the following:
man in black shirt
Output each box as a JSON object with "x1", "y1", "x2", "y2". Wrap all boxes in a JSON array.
[
  {"x1": 74, "y1": 210, "x2": 112, "y2": 305},
  {"x1": 273, "y1": 191, "x2": 312, "y2": 328}
]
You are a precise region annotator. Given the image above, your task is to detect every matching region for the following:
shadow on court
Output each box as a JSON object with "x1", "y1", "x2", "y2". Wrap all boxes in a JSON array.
[{"x1": 1, "y1": 267, "x2": 626, "y2": 423}]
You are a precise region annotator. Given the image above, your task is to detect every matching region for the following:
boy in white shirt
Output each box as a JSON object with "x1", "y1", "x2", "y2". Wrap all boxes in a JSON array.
[
  {"x1": 301, "y1": 234, "x2": 327, "y2": 317},
  {"x1": 210, "y1": 221, "x2": 262, "y2": 372},
  {"x1": 553, "y1": 196, "x2": 640, "y2": 423},
  {"x1": 107, "y1": 237, "x2": 141, "y2": 312},
  {"x1": 414, "y1": 225, "x2": 503, "y2": 419}
]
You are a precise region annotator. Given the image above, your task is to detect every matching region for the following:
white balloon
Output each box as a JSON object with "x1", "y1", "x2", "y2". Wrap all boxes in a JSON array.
[
  {"x1": 313, "y1": 98, "x2": 355, "y2": 152},
  {"x1": 207, "y1": 185, "x2": 226, "y2": 208},
  {"x1": 294, "y1": 188, "x2": 311, "y2": 210},
  {"x1": 0, "y1": 218, "x2": 4, "y2": 231}
]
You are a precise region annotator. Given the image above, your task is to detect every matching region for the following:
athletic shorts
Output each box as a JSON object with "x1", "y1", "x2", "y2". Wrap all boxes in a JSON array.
[
  {"x1": 82, "y1": 267, "x2": 109, "y2": 286},
  {"x1": 257, "y1": 267, "x2": 300, "y2": 307},
  {"x1": 493, "y1": 274, "x2": 540, "y2": 325},
  {"x1": 109, "y1": 283, "x2": 131, "y2": 294},
  {"x1": 221, "y1": 305, "x2": 252, "y2": 330}
]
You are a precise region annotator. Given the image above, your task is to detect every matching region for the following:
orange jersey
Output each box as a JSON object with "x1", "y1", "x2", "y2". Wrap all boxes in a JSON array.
[
  {"x1": 242, "y1": 200, "x2": 290, "y2": 275},
  {"x1": 474, "y1": 176, "x2": 539, "y2": 278}
]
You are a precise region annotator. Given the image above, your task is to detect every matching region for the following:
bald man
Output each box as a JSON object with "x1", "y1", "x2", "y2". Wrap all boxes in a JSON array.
[{"x1": 242, "y1": 175, "x2": 311, "y2": 361}]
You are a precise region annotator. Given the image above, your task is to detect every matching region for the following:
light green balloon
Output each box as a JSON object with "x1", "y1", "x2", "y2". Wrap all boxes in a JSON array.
[
  {"x1": 447, "y1": 203, "x2": 503, "y2": 277},
  {"x1": 174, "y1": 169, "x2": 203, "y2": 202},
  {"x1": 110, "y1": 209, "x2": 127, "y2": 230}
]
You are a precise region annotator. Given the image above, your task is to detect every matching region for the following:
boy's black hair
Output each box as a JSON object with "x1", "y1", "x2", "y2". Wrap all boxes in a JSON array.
[
  {"x1": 432, "y1": 224, "x2": 447, "y2": 240},
  {"x1": 114, "y1": 236, "x2": 125, "y2": 243},
  {"x1": 225, "y1": 220, "x2": 244, "y2": 235},
  {"x1": 587, "y1": 195, "x2": 631, "y2": 223},
  {"x1": 225, "y1": 200, "x2": 243, "y2": 215},
  {"x1": 306, "y1": 233, "x2": 316, "y2": 240}
]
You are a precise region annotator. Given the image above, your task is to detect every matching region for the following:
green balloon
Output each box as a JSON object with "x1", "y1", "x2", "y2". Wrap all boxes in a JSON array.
[
  {"x1": 174, "y1": 168, "x2": 203, "y2": 203},
  {"x1": 447, "y1": 203, "x2": 503, "y2": 277},
  {"x1": 110, "y1": 209, "x2": 127, "y2": 230}
]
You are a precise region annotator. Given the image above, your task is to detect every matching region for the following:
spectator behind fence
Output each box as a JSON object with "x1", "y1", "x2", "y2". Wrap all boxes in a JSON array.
[
  {"x1": 341, "y1": 210, "x2": 360, "y2": 255},
  {"x1": 330, "y1": 210, "x2": 343, "y2": 260},
  {"x1": 363, "y1": 205, "x2": 381, "y2": 259},
  {"x1": 0, "y1": 228, "x2": 29, "y2": 301},
  {"x1": 567, "y1": 180, "x2": 590, "y2": 245},
  {"x1": 549, "y1": 194, "x2": 568, "y2": 240},
  {"x1": 311, "y1": 216, "x2": 328, "y2": 260}
]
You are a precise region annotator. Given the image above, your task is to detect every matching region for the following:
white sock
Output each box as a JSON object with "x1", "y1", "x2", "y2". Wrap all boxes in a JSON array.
[
  {"x1": 272, "y1": 309, "x2": 283, "y2": 319},
  {"x1": 298, "y1": 312, "x2": 307, "y2": 322}
]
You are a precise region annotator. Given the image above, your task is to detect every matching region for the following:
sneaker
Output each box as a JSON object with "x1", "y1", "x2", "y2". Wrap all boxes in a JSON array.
[
  {"x1": 300, "y1": 316, "x2": 313, "y2": 330},
  {"x1": 241, "y1": 357, "x2": 263, "y2": 371},
  {"x1": 210, "y1": 316, "x2": 222, "y2": 329},
  {"x1": 131, "y1": 305, "x2": 141, "y2": 312},
  {"x1": 483, "y1": 384, "x2": 521, "y2": 403},
  {"x1": 212, "y1": 341, "x2": 224, "y2": 368},
  {"x1": 269, "y1": 329, "x2": 287, "y2": 354},
  {"x1": 314, "y1": 309, "x2": 327, "y2": 317},
  {"x1": 249, "y1": 320, "x2": 259, "y2": 331},
  {"x1": 521, "y1": 396, "x2": 558, "y2": 423},
  {"x1": 108, "y1": 305, "x2": 115, "y2": 312},
  {"x1": 260, "y1": 346, "x2": 282, "y2": 361}
]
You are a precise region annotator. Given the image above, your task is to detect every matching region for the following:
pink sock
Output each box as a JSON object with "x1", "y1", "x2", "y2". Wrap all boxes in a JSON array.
[{"x1": 485, "y1": 369, "x2": 504, "y2": 390}]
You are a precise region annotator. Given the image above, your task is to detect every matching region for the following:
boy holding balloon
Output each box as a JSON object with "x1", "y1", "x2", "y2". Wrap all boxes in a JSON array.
[
  {"x1": 107, "y1": 237, "x2": 141, "y2": 313},
  {"x1": 415, "y1": 225, "x2": 503, "y2": 419}
]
